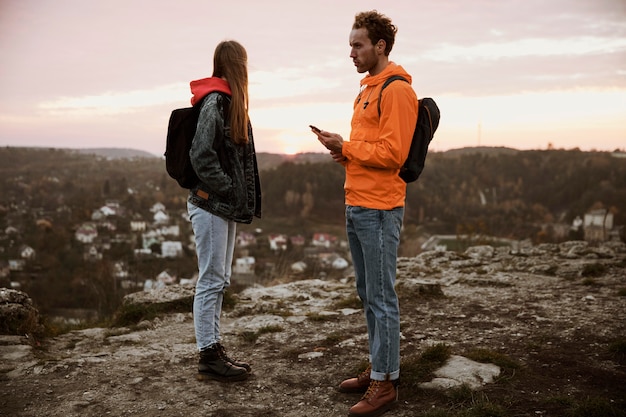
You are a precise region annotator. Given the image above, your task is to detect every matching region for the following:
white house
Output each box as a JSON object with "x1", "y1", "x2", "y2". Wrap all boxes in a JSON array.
[
  {"x1": 312, "y1": 233, "x2": 336, "y2": 248},
  {"x1": 159, "y1": 225, "x2": 180, "y2": 237},
  {"x1": 584, "y1": 209, "x2": 614, "y2": 242},
  {"x1": 130, "y1": 220, "x2": 147, "y2": 232},
  {"x1": 20, "y1": 244, "x2": 35, "y2": 260},
  {"x1": 161, "y1": 241, "x2": 183, "y2": 258},
  {"x1": 154, "y1": 210, "x2": 169, "y2": 224},
  {"x1": 268, "y1": 234, "x2": 288, "y2": 251},
  {"x1": 75, "y1": 223, "x2": 98, "y2": 243},
  {"x1": 156, "y1": 270, "x2": 176, "y2": 284},
  {"x1": 236, "y1": 231, "x2": 257, "y2": 247},
  {"x1": 233, "y1": 256, "x2": 255, "y2": 274},
  {"x1": 150, "y1": 202, "x2": 166, "y2": 213},
  {"x1": 142, "y1": 230, "x2": 161, "y2": 249}
]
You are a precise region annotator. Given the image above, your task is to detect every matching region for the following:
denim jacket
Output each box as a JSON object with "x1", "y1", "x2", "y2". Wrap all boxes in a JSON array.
[{"x1": 188, "y1": 92, "x2": 262, "y2": 224}]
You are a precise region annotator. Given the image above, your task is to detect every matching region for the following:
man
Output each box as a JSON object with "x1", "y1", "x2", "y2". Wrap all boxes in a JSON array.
[{"x1": 312, "y1": 10, "x2": 418, "y2": 417}]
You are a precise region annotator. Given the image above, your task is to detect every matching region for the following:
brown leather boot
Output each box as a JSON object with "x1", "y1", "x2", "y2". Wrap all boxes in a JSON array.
[
  {"x1": 348, "y1": 379, "x2": 398, "y2": 417},
  {"x1": 339, "y1": 365, "x2": 371, "y2": 393}
]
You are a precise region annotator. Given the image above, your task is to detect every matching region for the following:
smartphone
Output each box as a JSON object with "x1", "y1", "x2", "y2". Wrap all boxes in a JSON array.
[{"x1": 309, "y1": 125, "x2": 321, "y2": 133}]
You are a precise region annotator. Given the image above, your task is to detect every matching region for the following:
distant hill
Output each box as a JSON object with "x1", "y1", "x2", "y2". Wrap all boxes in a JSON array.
[
  {"x1": 62, "y1": 147, "x2": 332, "y2": 171},
  {"x1": 27, "y1": 146, "x2": 521, "y2": 166},
  {"x1": 72, "y1": 148, "x2": 158, "y2": 159},
  {"x1": 441, "y1": 146, "x2": 520, "y2": 157}
]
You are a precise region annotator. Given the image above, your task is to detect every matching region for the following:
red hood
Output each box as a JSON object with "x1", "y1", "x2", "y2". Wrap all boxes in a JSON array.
[{"x1": 189, "y1": 77, "x2": 231, "y2": 106}]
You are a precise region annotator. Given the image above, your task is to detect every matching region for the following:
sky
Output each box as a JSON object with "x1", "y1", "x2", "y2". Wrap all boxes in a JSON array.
[{"x1": 0, "y1": 0, "x2": 625, "y2": 157}]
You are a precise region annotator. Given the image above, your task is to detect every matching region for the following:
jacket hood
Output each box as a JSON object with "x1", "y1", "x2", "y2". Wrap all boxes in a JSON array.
[
  {"x1": 360, "y1": 62, "x2": 412, "y2": 87},
  {"x1": 190, "y1": 77, "x2": 232, "y2": 106}
]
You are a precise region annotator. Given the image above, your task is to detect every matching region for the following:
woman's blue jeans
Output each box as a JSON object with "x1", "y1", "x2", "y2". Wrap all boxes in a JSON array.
[
  {"x1": 188, "y1": 202, "x2": 236, "y2": 351},
  {"x1": 346, "y1": 205, "x2": 403, "y2": 381}
]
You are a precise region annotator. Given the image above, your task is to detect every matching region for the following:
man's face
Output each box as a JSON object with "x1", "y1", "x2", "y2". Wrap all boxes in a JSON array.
[{"x1": 349, "y1": 28, "x2": 378, "y2": 74}]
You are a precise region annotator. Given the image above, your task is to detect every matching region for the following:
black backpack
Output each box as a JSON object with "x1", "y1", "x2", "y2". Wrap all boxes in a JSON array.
[
  {"x1": 378, "y1": 75, "x2": 440, "y2": 183},
  {"x1": 164, "y1": 93, "x2": 228, "y2": 189}
]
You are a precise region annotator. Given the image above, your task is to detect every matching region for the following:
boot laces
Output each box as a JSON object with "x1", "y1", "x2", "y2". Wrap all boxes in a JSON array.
[
  {"x1": 215, "y1": 343, "x2": 231, "y2": 361},
  {"x1": 362, "y1": 380, "x2": 383, "y2": 401},
  {"x1": 358, "y1": 366, "x2": 371, "y2": 382}
]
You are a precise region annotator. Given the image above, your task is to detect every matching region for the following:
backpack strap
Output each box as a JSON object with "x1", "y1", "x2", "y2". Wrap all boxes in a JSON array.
[{"x1": 377, "y1": 75, "x2": 409, "y2": 116}]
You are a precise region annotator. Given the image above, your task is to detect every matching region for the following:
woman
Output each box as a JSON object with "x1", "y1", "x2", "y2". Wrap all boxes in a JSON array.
[{"x1": 187, "y1": 40, "x2": 262, "y2": 382}]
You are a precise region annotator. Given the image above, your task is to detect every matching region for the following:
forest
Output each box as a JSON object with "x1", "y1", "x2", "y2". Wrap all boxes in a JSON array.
[{"x1": 1, "y1": 146, "x2": 625, "y2": 239}]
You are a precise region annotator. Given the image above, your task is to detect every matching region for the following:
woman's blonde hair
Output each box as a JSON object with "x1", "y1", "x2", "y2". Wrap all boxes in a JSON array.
[{"x1": 213, "y1": 40, "x2": 249, "y2": 145}]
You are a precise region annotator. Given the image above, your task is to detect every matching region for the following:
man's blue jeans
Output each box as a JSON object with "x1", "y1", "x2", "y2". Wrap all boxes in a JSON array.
[
  {"x1": 346, "y1": 205, "x2": 403, "y2": 381},
  {"x1": 188, "y1": 202, "x2": 236, "y2": 351}
]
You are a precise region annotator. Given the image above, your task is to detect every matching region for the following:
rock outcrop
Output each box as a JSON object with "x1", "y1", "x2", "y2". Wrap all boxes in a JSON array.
[{"x1": 1, "y1": 241, "x2": 624, "y2": 417}]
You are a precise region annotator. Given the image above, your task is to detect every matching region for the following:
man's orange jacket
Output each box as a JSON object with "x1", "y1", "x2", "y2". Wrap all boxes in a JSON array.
[{"x1": 342, "y1": 62, "x2": 419, "y2": 210}]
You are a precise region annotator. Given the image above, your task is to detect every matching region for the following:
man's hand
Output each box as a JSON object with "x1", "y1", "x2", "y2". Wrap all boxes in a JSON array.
[
  {"x1": 330, "y1": 150, "x2": 347, "y2": 163},
  {"x1": 312, "y1": 129, "x2": 345, "y2": 156}
]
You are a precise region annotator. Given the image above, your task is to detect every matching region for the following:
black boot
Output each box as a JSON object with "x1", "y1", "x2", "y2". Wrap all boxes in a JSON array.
[
  {"x1": 197, "y1": 345, "x2": 249, "y2": 382},
  {"x1": 215, "y1": 342, "x2": 252, "y2": 373}
]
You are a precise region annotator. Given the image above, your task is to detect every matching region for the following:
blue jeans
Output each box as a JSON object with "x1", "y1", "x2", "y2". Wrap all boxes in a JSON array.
[
  {"x1": 188, "y1": 202, "x2": 236, "y2": 351},
  {"x1": 346, "y1": 205, "x2": 403, "y2": 381}
]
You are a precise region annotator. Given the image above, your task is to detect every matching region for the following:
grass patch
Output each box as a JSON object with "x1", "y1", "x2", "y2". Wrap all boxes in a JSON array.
[
  {"x1": 423, "y1": 388, "x2": 509, "y2": 417},
  {"x1": 396, "y1": 281, "x2": 445, "y2": 301},
  {"x1": 465, "y1": 348, "x2": 520, "y2": 370},
  {"x1": 581, "y1": 263, "x2": 607, "y2": 278},
  {"x1": 401, "y1": 343, "x2": 452, "y2": 391},
  {"x1": 222, "y1": 290, "x2": 238, "y2": 310},
  {"x1": 321, "y1": 331, "x2": 345, "y2": 347},
  {"x1": 608, "y1": 338, "x2": 626, "y2": 360},
  {"x1": 568, "y1": 396, "x2": 626, "y2": 417},
  {"x1": 40, "y1": 316, "x2": 103, "y2": 338},
  {"x1": 332, "y1": 295, "x2": 362, "y2": 310},
  {"x1": 239, "y1": 325, "x2": 283, "y2": 344},
  {"x1": 307, "y1": 312, "x2": 334, "y2": 322},
  {"x1": 110, "y1": 297, "x2": 192, "y2": 327},
  {"x1": 581, "y1": 277, "x2": 601, "y2": 287},
  {"x1": 458, "y1": 400, "x2": 507, "y2": 417}
]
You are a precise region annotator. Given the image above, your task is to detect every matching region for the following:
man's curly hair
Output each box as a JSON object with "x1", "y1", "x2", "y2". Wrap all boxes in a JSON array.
[{"x1": 352, "y1": 10, "x2": 397, "y2": 56}]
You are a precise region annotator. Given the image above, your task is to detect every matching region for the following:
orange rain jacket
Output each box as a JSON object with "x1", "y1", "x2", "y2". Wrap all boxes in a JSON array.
[{"x1": 342, "y1": 62, "x2": 419, "y2": 210}]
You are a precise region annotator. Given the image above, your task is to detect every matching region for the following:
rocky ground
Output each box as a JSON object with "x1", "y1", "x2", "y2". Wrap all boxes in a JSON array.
[{"x1": 1, "y1": 241, "x2": 625, "y2": 417}]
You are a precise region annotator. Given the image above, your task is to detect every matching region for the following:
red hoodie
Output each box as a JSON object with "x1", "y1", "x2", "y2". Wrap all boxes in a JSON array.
[{"x1": 189, "y1": 77, "x2": 231, "y2": 106}]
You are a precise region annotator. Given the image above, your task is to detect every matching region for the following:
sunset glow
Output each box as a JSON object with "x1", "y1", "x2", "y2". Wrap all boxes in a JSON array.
[{"x1": 0, "y1": 0, "x2": 624, "y2": 155}]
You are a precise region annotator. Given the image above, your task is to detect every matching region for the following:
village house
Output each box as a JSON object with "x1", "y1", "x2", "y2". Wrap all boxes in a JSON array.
[
  {"x1": 19, "y1": 244, "x2": 35, "y2": 260},
  {"x1": 290, "y1": 235, "x2": 306, "y2": 246},
  {"x1": 584, "y1": 208, "x2": 615, "y2": 242},
  {"x1": 158, "y1": 225, "x2": 180, "y2": 237},
  {"x1": 75, "y1": 223, "x2": 98, "y2": 243},
  {"x1": 312, "y1": 233, "x2": 336, "y2": 248},
  {"x1": 153, "y1": 210, "x2": 169, "y2": 224},
  {"x1": 91, "y1": 210, "x2": 105, "y2": 222},
  {"x1": 83, "y1": 245, "x2": 103, "y2": 261},
  {"x1": 156, "y1": 270, "x2": 176, "y2": 285},
  {"x1": 141, "y1": 230, "x2": 161, "y2": 250},
  {"x1": 268, "y1": 234, "x2": 288, "y2": 251},
  {"x1": 130, "y1": 219, "x2": 147, "y2": 232},
  {"x1": 150, "y1": 202, "x2": 166, "y2": 213},
  {"x1": 8, "y1": 259, "x2": 25, "y2": 272},
  {"x1": 113, "y1": 261, "x2": 129, "y2": 279},
  {"x1": 233, "y1": 256, "x2": 255, "y2": 275},
  {"x1": 98, "y1": 205, "x2": 117, "y2": 217},
  {"x1": 161, "y1": 241, "x2": 183, "y2": 258},
  {"x1": 98, "y1": 220, "x2": 117, "y2": 232},
  {"x1": 236, "y1": 231, "x2": 257, "y2": 248}
]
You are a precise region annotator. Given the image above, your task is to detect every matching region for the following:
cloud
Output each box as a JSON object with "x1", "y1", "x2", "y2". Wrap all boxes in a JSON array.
[
  {"x1": 421, "y1": 36, "x2": 626, "y2": 62},
  {"x1": 38, "y1": 83, "x2": 188, "y2": 116}
]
